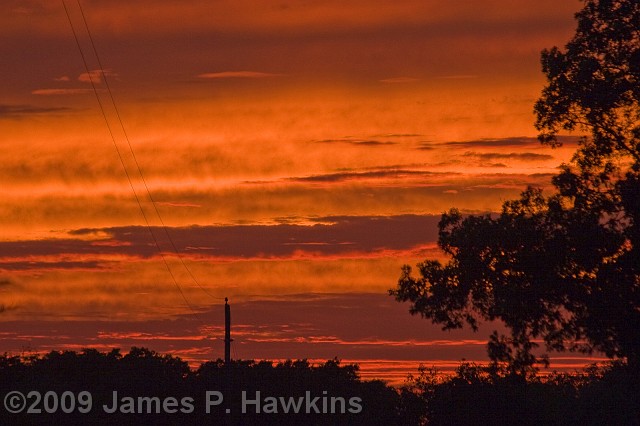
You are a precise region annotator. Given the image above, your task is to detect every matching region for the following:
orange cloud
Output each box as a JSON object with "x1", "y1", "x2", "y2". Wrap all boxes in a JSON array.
[
  {"x1": 78, "y1": 69, "x2": 118, "y2": 84},
  {"x1": 0, "y1": 0, "x2": 592, "y2": 386},
  {"x1": 198, "y1": 71, "x2": 284, "y2": 79},
  {"x1": 31, "y1": 88, "x2": 97, "y2": 95},
  {"x1": 379, "y1": 77, "x2": 419, "y2": 84}
]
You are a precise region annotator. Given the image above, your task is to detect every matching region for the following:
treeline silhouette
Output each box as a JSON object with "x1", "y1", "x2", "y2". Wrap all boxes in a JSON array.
[
  {"x1": 0, "y1": 347, "x2": 403, "y2": 425},
  {"x1": 402, "y1": 361, "x2": 640, "y2": 426},
  {"x1": 0, "y1": 347, "x2": 638, "y2": 425}
]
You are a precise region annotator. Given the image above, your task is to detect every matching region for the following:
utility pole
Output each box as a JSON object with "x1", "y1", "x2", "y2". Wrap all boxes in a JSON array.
[
  {"x1": 224, "y1": 297, "x2": 232, "y2": 365},
  {"x1": 223, "y1": 298, "x2": 233, "y2": 424}
]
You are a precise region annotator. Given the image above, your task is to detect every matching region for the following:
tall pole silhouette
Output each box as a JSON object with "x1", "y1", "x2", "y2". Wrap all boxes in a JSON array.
[{"x1": 224, "y1": 297, "x2": 232, "y2": 365}]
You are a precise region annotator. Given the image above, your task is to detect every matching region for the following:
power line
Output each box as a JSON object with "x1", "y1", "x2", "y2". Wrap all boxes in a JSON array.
[
  {"x1": 63, "y1": 1, "x2": 290, "y2": 344},
  {"x1": 61, "y1": 0, "x2": 211, "y2": 325},
  {"x1": 72, "y1": 0, "x2": 226, "y2": 303},
  {"x1": 72, "y1": 0, "x2": 225, "y2": 302}
]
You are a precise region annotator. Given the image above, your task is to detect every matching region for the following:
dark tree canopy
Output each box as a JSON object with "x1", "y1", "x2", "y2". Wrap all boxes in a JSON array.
[
  {"x1": 391, "y1": 0, "x2": 640, "y2": 375},
  {"x1": 0, "y1": 348, "x2": 405, "y2": 425}
]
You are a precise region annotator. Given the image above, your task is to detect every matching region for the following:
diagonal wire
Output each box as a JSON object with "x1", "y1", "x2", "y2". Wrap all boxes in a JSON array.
[
  {"x1": 73, "y1": 0, "x2": 226, "y2": 302},
  {"x1": 61, "y1": 0, "x2": 209, "y2": 325}
]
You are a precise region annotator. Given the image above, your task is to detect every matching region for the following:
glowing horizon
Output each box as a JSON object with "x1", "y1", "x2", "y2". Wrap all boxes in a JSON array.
[{"x1": 0, "y1": 0, "x2": 591, "y2": 382}]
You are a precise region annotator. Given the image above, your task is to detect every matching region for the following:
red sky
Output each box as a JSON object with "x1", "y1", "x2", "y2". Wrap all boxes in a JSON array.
[{"x1": 0, "y1": 0, "x2": 596, "y2": 383}]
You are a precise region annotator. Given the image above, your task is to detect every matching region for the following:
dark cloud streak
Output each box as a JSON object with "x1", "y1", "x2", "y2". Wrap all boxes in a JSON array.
[
  {"x1": 313, "y1": 138, "x2": 397, "y2": 146},
  {"x1": 0, "y1": 261, "x2": 104, "y2": 271},
  {"x1": 439, "y1": 135, "x2": 581, "y2": 148},
  {"x1": 463, "y1": 151, "x2": 554, "y2": 161},
  {"x1": 0, "y1": 104, "x2": 73, "y2": 118},
  {"x1": 0, "y1": 215, "x2": 442, "y2": 268},
  {"x1": 287, "y1": 169, "x2": 449, "y2": 183}
]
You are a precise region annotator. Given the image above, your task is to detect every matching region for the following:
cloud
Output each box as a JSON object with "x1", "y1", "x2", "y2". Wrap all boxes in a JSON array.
[
  {"x1": 104, "y1": 214, "x2": 442, "y2": 259},
  {"x1": 416, "y1": 143, "x2": 435, "y2": 151},
  {"x1": 248, "y1": 336, "x2": 489, "y2": 347},
  {"x1": 0, "y1": 260, "x2": 104, "y2": 271},
  {"x1": 437, "y1": 74, "x2": 478, "y2": 79},
  {"x1": 463, "y1": 151, "x2": 554, "y2": 161},
  {"x1": 5, "y1": 0, "x2": 580, "y2": 39},
  {"x1": 0, "y1": 215, "x2": 442, "y2": 266},
  {"x1": 156, "y1": 201, "x2": 202, "y2": 208},
  {"x1": 198, "y1": 71, "x2": 284, "y2": 79},
  {"x1": 31, "y1": 88, "x2": 97, "y2": 96},
  {"x1": 379, "y1": 77, "x2": 419, "y2": 84},
  {"x1": 441, "y1": 135, "x2": 581, "y2": 148},
  {"x1": 78, "y1": 69, "x2": 118, "y2": 84},
  {"x1": 0, "y1": 181, "x2": 545, "y2": 236},
  {"x1": 0, "y1": 291, "x2": 602, "y2": 383},
  {"x1": 287, "y1": 169, "x2": 446, "y2": 183},
  {"x1": 0, "y1": 104, "x2": 72, "y2": 118},
  {"x1": 370, "y1": 133, "x2": 424, "y2": 138},
  {"x1": 313, "y1": 138, "x2": 397, "y2": 146}
]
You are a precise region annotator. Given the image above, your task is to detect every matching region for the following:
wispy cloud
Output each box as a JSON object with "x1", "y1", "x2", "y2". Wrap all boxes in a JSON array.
[
  {"x1": 437, "y1": 74, "x2": 478, "y2": 79},
  {"x1": 287, "y1": 169, "x2": 446, "y2": 183},
  {"x1": 0, "y1": 292, "x2": 606, "y2": 383},
  {"x1": 370, "y1": 133, "x2": 424, "y2": 138},
  {"x1": 416, "y1": 143, "x2": 436, "y2": 151},
  {"x1": 0, "y1": 104, "x2": 72, "y2": 118},
  {"x1": 31, "y1": 70, "x2": 115, "y2": 95},
  {"x1": 198, "y1": 71, "x2": 284, "y2": 79},
  {"x1": 313, "y1": 138, "x2": 397, "y2": 146},
  {"x1": 31, "y1": 88, "x2": 97, "y2": 96},
  {"x1": 155, "y1": 201, "x2": 202, "y2": 208},
  {"x1": 0, "y1": 215, "x2": 442, "y2": 268},
  {"x1": 463, "y1": 151, "x2": 554, "y2": 161},
  {"x1": 379, "y1": 77, "x2": 419, "y2": 84},
  {"x1": 78, "y1": 69, "x2": 118, "y2": 84},
  {"x1": 0, "y1": 260, "x2": 103, "y2": 271},
  {"x1": 441, "y1": 136, "x2": 581, "y2": 148}
]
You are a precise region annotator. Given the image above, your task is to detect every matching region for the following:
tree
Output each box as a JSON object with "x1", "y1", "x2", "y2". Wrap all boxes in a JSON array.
[{"x1": 390, "y1": 0, "x2": 640, "y2": 375}]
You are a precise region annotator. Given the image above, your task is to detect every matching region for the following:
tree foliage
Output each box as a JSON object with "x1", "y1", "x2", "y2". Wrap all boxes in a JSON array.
[
  {"x1": 402, "y1": 361, "x2": 640, "y2": 425},
  {"x1": 391, "y1": 0, "x2": 640, "y2": 374},
  {"x1": 0, "y1": 348, "x2": 405, "y2": 425}
]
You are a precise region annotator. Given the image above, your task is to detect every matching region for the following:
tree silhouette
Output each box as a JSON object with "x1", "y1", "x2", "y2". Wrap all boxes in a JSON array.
[
  {"x1": 0, "y1": 348, "x2": 407, "y2": 425},
  {"x1": 391, "y1": 0, "x2": 640, "y2": 375}
]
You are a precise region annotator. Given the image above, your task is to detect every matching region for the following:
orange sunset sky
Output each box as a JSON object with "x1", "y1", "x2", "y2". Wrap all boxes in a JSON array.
[{"x1": 0, "y1": 0, "x2": 601, "y2": 383}]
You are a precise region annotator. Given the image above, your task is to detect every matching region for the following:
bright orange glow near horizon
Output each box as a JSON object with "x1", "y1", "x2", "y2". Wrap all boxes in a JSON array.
[{"x1": 0, "y1": 0, "x2": 593, "y2": 382}]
